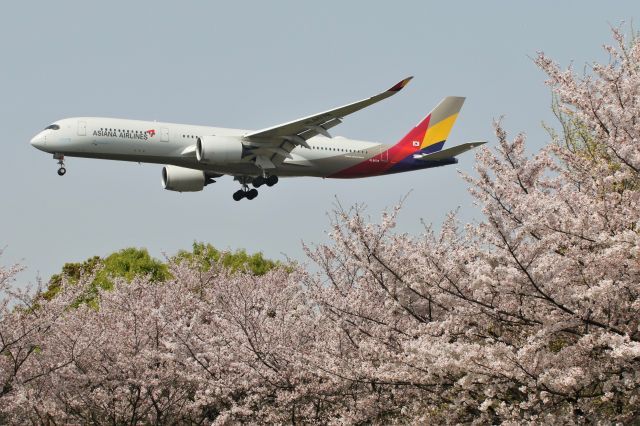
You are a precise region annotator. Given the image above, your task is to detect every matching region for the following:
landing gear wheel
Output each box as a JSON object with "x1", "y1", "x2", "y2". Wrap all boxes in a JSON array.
[
  {"x1": 54, "y1": 154, "x2": 66, "y2": 176},
  {"x1": 232, "y1": 190, "x2": 245, "y2": 201},
  {"x1": 252, "y1": 176, "x2": 265, "y2": 188},
  {"x1": 246, "y1": 188, "x2": 259, "y2": 200},
  {"x1": 266, "y1": 175, "x2": 278, "y2": 187}
]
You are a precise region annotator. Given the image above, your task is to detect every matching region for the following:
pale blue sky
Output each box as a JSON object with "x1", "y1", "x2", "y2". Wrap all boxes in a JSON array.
[{"x1": 1, "y1": 1, "x2": 637, "y2": 283}]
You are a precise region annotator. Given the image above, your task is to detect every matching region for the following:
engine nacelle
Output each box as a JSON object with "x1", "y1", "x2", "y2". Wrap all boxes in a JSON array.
[
  {"x1": 196, "y1": 135, "x2": 244, "y2": 164},
  {"x1": 162, "y1": 165, "x2": 205, "y2": 192}
]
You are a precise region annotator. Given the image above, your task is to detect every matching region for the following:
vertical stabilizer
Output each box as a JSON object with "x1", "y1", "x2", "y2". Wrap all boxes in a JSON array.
[{"x1": 390, "y1": 96, "x2": 466, "y2": 161}]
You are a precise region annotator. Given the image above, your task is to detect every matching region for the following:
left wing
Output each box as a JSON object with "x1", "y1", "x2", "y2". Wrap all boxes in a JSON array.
[{"x1": 242, "y1": 77, "x2": 413, "y2": 168}]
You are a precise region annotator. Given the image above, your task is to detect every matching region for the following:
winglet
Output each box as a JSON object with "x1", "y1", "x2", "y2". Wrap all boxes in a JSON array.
[{"x1": 388, "y1": 76, "x2": 414, "y2": 92}]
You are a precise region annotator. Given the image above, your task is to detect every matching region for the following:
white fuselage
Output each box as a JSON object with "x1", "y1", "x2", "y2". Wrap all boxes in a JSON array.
[{"x1": 30, "y1": 117, "x2": 387, "y2": 178}]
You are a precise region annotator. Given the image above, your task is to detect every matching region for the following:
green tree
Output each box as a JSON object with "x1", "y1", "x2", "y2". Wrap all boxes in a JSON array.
[
  {"x1": 43, "y1": 255, "x2": 101, "y2": 300},
  {"x1": 44, "y1": 248, "x2": 170, "y2": 302},
  {"x1": 172, "y1": 242, "x2": 282, "y2": 276}
]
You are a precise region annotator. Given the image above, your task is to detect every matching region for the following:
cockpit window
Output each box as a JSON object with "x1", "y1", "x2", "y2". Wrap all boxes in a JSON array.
[{"x1": 45, "y1": 124, "x2": 60, "y2": 130}]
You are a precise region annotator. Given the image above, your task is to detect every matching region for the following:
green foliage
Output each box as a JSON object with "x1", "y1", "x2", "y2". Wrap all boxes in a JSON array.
[
  {"x1": 548, "y1": 337, "x2": 568, "y2": 353},
  {"x1": 44, "y1": 256, "x2": 101, "y2": 300},
  {"x1": 172, "y1": 242, "x2": 282, "y2": 276},
  {"x1": 98, "y1": 247, "x2": 171, "y2": 288},
  {"x1": 44, "y1": 248, "x2": 170, "y2": 302}
]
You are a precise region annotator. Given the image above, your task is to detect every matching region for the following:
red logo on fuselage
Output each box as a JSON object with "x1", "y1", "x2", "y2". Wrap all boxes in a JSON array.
[{"x1": 146, "y1": 129, "x2": 156, "y2": 137}]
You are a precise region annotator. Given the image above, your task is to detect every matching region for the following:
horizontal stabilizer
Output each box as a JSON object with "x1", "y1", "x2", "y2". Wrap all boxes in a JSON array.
[{"x1": 414, "y1": 141, "x2": 486, "y2": 161}]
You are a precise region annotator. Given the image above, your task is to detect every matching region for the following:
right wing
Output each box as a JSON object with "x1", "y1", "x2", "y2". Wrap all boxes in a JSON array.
[
  {"x1": 244, "y1": 76, "x2": 413, "y2": 141},
  {"x1": 242, "y1": 77, "x2": 413, "y2": 168}
]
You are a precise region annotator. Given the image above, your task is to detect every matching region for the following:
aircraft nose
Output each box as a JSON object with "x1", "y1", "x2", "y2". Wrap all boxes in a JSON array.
[{"x1": 30, "y1": 133, "x2": 45, "y2": 150}]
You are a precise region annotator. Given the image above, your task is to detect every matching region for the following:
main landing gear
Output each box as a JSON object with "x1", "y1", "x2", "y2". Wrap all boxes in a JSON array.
[
  {"x1": 54, "y1": 153, "x2": 66, "y2": 176},
  {"x1": 233, "y1": 187, "x2": 258, "y2": 201},
  {"x1": 232, "y1": 175, "x2": 279, "y2": 201},
  {"x1": 251, "y1": 175, "x2": 278, "y2": 188}
]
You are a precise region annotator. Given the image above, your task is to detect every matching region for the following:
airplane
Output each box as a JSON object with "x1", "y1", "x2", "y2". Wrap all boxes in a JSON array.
[{"x1": 30, "y1": 77, "x2": 486, "y2": 201}]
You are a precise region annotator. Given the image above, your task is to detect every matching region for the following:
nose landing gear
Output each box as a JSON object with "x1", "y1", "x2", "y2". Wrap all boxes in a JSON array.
[{"x1": 54, "y1": 154, "x2": 66, "y2": 176}]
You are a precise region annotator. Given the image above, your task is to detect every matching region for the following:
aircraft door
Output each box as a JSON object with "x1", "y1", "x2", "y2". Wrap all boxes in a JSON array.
[
  {"x1": 161, "y1": 128, "x2": 169, "y2": 142},
  {"x1": 378, "y1": 145, "x2": 388, "y2": 162},
  {"x1": 78, "y1": 121, "x2": 86, "y2": 136}
]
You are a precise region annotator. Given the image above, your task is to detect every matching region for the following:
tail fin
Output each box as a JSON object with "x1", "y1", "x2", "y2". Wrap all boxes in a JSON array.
[{"x1": 392, "y1": 96, "x2": 465, "y2": 158}]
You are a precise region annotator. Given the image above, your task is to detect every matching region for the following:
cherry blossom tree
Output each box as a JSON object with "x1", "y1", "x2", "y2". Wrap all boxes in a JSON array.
[
  {"x1": 2, "y1": 260, "x2": 337, "y2": 424},
  {"x1": 0, "y1": 256, "x2": 88, "y2": 424},
  {"x1": 304, "y1": 28, "x2": 640, "y2": 423}
]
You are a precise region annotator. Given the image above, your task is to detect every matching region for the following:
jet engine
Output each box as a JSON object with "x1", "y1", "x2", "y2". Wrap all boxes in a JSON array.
[
  {"x1": 196, "y1": 136, "x2": 244, "y2": 164},
  {"x1": 162, "y1": 165, "x2": 207, "y2": 192}
]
